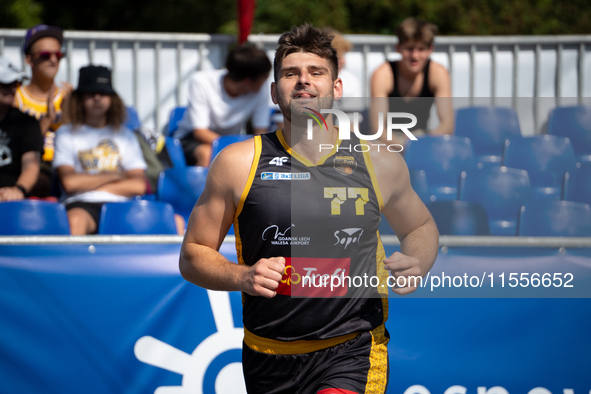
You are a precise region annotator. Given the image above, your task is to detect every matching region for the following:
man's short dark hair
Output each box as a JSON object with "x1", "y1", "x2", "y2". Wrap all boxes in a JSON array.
[
  {"x1": 225, "y1": 45, "x2": 272, "y2": 81},
  {"x1": 273, "y1": 23, "x2": 339, "y2": 82},
  {"x1": 397, "y1": 18, "x2": 438, "y2": 47}
]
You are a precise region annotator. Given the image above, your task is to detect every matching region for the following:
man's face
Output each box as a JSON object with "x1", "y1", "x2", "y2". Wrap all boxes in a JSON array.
[
  {"x1": 397, "y1": 40, "x2": 433, "y2": 74},
  {"x1": 272, "y1": 51, "x2": 342, "y2": 123},
  {"x1": 0, "y1": 81, "x2": 19, "y2": 107},
  {"x1": 26, "y1": 37, "x2": 63, "y2": 80}
]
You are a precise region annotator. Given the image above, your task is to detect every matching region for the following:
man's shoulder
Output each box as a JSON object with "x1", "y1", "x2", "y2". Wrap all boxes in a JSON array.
[{"x1": 191, "y1": 69, "x2": 225, "y2": 84}]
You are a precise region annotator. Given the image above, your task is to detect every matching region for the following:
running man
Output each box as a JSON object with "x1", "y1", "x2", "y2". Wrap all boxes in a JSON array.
[{"x1": 179, "y1": 24, "x2": 439, "y2": 393}]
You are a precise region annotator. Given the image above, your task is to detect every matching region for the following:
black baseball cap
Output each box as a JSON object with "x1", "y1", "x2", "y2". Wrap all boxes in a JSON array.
[
  {"x1": 23, "y1": 24, "x2": 64, "y2": 55},
  {"x1": 75, "y1": 65, "x2": 116, "y2": 95}
]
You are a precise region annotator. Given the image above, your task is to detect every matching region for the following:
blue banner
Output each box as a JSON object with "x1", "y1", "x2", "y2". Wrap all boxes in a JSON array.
[{"x1": 0, "y1": 243, "x2": 590, "y2": 394}]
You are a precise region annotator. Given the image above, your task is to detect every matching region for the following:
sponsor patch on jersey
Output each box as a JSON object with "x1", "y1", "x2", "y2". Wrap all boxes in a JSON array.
[
  {"x1": 261, "y1": 172, "x2": 310, "y2": 180},
  {"x1": 333, "y1": 155, "x2": 357, "y2": 176}
]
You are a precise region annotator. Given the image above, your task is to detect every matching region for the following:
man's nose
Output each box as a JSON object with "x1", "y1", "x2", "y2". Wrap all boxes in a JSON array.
[{"x1": 297, "y1": 72, "x2": 310, "y2": 85}]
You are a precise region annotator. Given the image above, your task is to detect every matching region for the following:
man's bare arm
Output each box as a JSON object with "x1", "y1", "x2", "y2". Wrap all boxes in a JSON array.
[
  {"x1": 179, "y1": 140, "x2": 285, "y2": 298},
  {"x1": 372, "y1": 149, "x2": 439, "y2": 294}
]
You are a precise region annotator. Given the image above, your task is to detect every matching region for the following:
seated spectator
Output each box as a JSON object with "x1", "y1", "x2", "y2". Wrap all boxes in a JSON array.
[
  {"x1": 0, "y1": 56, "x2": 43, "y2": 202},
  {"x1": 53, "y1": 65, "x2": 147, "y2": 235},
  {"x1": 14, "y1": 24, "x2": 73, "y2": 197},
  {"x1": 174, "y1": 45, "x2": 272, "y2": 166},
  {"x1": 371, "y1": 17, "x2": 453, "y2": 144}
]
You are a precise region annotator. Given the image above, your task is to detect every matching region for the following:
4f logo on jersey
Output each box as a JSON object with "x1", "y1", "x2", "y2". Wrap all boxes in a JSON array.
[{"x1": 269, "y1": 157, "x2": 288, "y2": 166}]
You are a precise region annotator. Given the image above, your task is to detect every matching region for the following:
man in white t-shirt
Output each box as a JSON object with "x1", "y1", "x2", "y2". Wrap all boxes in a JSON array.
[{"x1": 174, "y1": 45, "x2": 272, "y2": 166}]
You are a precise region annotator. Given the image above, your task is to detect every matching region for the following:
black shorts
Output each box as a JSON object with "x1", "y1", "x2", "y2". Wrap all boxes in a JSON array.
[
  {"x1": 242, "y1": 325, "x2": 389, "y2": 394},
  {"x1": 179, "y1": 134, "x2": 201, "y2": 166},
  {"x1": 65, "y1": 202, "x2": 104, "y2": 232}
]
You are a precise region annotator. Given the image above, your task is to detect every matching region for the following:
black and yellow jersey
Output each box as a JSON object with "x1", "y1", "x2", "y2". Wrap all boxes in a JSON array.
[{"x1": 234, "y1": 129, "x2": 389, "y2": 353}]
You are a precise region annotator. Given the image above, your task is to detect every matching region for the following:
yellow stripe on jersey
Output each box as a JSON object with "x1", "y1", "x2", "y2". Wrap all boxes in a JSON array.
[
  {"x1": 276, "y1": 129, "x2": 342, "y2": 167},
  {"x1": 364, "y1": 324, "x2": 390, "y2": 394},
  {"x1": 244, "y1": 327, "x2": 360, "y2": 355},
  {"x1": 234, "y1": 135, "x2": 262, "y2": 267}
]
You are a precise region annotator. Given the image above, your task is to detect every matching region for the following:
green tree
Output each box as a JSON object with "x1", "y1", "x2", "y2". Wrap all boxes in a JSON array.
[{"x1": 0, "y1": 0, "x2": 43, "y2": 28}]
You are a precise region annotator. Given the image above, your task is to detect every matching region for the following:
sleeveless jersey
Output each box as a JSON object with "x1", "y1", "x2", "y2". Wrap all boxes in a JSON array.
[
  {"x1": 14, "y1": 86, "x2": 66, "y2": 162},
  {"x1": 235, "y1": 130, "x2": 389, "y2": 344},
  {"x1": 388, "y1": 59, "x2": 434, "y2": 132}
]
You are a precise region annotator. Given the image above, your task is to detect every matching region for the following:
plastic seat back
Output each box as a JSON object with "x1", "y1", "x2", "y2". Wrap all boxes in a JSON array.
[
  {"x1": 428, "y1": 200, "x2": 490, "y2": 235},
  {"x1": 125, "y1": 106, "x2": 141, "y2": 131},
  {"x1": 547, "y1": 106, "x2": 591, "y2": 162},
  {"x1": 409, "y1": 169, "x2": 432, "y2": 204},
  {"x1": 563, "y1": 166, "x2": 591, "y2": 205},
  {"x1": 503, "y1": 135, "x2": 578, "y2": 199},
  {"x1": 518, "y1": 200, "x2": 591, "y2": 237},
  {"x1": 167, "y1": 106, "x2": 187, "y2": 136},
  {"x1": 405, "y1": 135, "x2": 477, "y2": 201},
  {"x1": 98, "y1": 201, "x2": 177, "y2": 235},
  {"x1": 157, "y1": 166, "x2": 208, "y2": 221},
  {"x1": 459, "y1": 167, "x2": 533, "y2": 235},
  {"x1": 455, "y1": 106, "x2": 522, "y2": 165},
  {"x1": 210, "y1": 135, "x2": 254, "y2": 165},
  {"x1": 165, "y1": 137, "x2": 187, "y2": 168},
  {"x1": 0, "y1": 201, "x2": 70, "y2": 235}
]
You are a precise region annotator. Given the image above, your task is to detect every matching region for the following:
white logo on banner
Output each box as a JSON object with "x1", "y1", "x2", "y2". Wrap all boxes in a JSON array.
[{"x1": 134, "y1": 290, "x2": 246, "y2": 394}]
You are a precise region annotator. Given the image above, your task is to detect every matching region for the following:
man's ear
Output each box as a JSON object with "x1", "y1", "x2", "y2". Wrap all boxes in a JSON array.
[
  {"x1": 333, "y1": 78, "x2": 343, "y2": 102},
  {"x1": 271, "y1": 82, "x2": 278, "y2": 105},
  {"x1": 24, "y1": 54, "x2": 33, "y2": 68}
]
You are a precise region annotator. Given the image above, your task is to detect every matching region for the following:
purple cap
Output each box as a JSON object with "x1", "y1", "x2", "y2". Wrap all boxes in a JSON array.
[{"x1": 23, "y1": 24, "x2": 63, "y2": 54}]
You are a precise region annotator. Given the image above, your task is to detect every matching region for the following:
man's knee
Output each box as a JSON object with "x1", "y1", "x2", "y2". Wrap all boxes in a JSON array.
[{"x1": 67, "y1": 208, "x2": 97, "y2": 235}]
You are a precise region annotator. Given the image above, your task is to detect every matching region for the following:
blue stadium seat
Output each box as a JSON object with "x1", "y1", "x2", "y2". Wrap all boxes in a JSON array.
[
  {"x1": 379, "y1": 214, "x2": 395, "y2": 235},
  {"x1": 98, "y1": 201, "x2": 177, "y2": 235},
  {"x1": 409, "y1": 169, "x2": 432, "y2": 204},
  {"x1": 157, "y1": 166, "x2": 208, "y2": 222},
  {"x1": 502, "y1": 135, "x2": 578, "y2": 199},
  {"x1": 404, "y1": 135, "x2": 477, "y2": 201},
  {"x1": 459, "y1": 167, "x2": 533, "y2": 236},
  {"x1": 0, "y1": 201, "x2": 70, "y2": 235},
  {"x1": 547, "y1": 106, "x2": 591, "y2": 163},
  {"x1": 165, "y1": 137, "x2": 187, "y2": 168},
  {"x1": 210, "y1": 135, "x2": 254, "y2": 165},
  {"x1": 563, "y1": 166, "x2": 591, "y2": 205},
  {"x1": 454, "y1": 106, "x2": 522, "y2": 166},
  {"x1": 125, "y1": 106, "x2": 141, "y2": 131},
  {"x1": 428, "y1": 200, "x2": 490, "y2": 236},
  {"x1": 167, "y1": 106, "x2": 187, "y2": 136},
  {"x1": 518, "y1": 200, "x2": 591, "y2": 237}
]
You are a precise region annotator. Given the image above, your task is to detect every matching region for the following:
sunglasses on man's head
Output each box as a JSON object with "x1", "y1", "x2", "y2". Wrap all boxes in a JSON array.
[{"x1": 34, "y1": 51, "x2": 66, "y2": 61}]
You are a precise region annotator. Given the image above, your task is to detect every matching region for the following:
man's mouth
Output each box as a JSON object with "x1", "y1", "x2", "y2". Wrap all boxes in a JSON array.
[{"x1": 293, "y1": 93, "x2": 317, "y2": 99}]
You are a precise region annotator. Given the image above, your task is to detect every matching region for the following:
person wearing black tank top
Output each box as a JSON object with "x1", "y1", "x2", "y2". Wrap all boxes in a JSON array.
[
  {"x1": 371, "y1": 18, "x2": 453, "y2": 145},
  {"x1": 179, "y1": 24, "x2": 439, "y2": 394}
]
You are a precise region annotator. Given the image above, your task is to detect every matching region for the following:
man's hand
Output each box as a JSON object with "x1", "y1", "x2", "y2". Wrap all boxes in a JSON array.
[
  {"x1": 242, "y1": 257, "x2": 286, "y2": 298},
  {"x1": 0, "y1": 186, "x2": 26, "y2": 202},
  {"x1": 384, "y1": 252, "x2": 422, "y2": 295}
]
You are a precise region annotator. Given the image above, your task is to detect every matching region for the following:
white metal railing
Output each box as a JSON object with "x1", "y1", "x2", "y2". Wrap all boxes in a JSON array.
[{"x1": 1, "y1": 29, "x2": 590, "y2": 132}]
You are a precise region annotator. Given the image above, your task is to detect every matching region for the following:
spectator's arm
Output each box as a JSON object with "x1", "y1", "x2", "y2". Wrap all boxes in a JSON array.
[
  {"x1": 370, "y1": 62, "x2": 401, "y2": 144},
  {"x1": 0, "y1": 151, "x2": 40, "y2": 201},
  {"x1": 57, "y1": 165, "x2": 123, "y2": 194},
  {"x1": 193, "y1": 128, "x2": 220, "y2": 144},
  {"x1": 428, "y1": 63, "x2": 454, "y2": 135},
  {"x1": 94, "y1": 169, "x2": 147, "y2": 197}
]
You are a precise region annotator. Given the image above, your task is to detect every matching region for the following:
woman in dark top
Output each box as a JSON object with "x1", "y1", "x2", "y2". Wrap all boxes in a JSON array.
[{"x1": 371, "y1": 18, "x2": 454, "y2": 144}]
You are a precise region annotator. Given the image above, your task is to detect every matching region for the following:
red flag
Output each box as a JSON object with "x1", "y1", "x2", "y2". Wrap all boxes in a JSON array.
[{"x1": 237, "y1": 0, "x2": 256, "y2": 44}]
